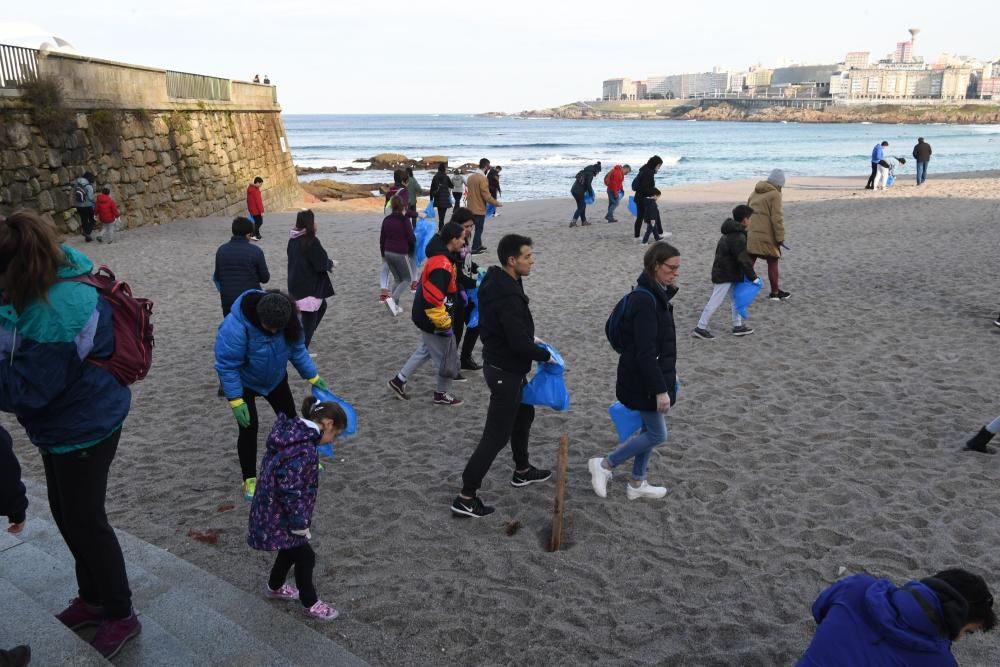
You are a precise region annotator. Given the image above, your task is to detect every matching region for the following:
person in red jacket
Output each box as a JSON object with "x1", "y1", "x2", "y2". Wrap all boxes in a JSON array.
[
  {"x1": 604, "y1": 164, "x2": 631, "y2": 223},
  {"x1": 247, "y1": 176, "x2": 265, "y2": 241},
  {"x1": 94, "y1": 188, "x2": 120, "y2": 244}
]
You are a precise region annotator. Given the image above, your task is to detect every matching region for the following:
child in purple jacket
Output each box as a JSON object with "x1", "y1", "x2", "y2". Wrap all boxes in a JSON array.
[{"x1": 248, "y1": 395, "x2": 346, "y2": 620}]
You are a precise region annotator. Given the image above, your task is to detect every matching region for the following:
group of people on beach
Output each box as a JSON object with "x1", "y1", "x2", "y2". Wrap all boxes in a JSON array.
[{"x1": 865, "y1": 136, "x2": 933, "y2": 190}]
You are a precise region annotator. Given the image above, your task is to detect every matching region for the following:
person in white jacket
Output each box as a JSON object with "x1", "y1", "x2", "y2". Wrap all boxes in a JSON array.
[{"x1": 450, "y1": 170, "x2": 466, "y2": 215}]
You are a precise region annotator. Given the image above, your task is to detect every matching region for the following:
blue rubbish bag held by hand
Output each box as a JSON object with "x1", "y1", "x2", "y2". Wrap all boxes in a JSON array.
[
  {"x1": 424, "y1": 200, "x2": 436, "y2": 218},
  {"x1": 311, "y1": 386, "x2": 358, "y2": 458},
  {"x1": 584, "y1": 191, "x2": 595, "y2": 205},
  {"x1": 732, "y1": 278, "x2": 762, "y2": 319},
  {"x1": 521, "y1": 343, "x2": 570, "y2": 411},
  {"x1": 413, "y1": 218, "x2": 436, "y2": 266},
  {"x1": 609, "y1": 401, "x2": 642, "y2": 443},
  {"x1": 486, "y1": 203, "x2": 496, "y2": 218},
  {"x1": 627, "y1": 195, "x2": 638, "y2": 216}
]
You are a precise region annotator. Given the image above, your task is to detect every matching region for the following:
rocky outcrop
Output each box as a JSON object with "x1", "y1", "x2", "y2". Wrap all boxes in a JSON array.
[
  {"x1": 301, "y1": 179, "x2": 391, "y2": 201},
  {"x1": 356, "y1": 153, "x2": 477, "y2": 172}
]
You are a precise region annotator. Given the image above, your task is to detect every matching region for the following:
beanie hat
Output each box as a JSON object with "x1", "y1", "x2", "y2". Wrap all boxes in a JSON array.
[
  {"x1": 767, "y1": 169, "x2": 786, "y2": 188},
  {"x1": 257, "y1": 292, "x2": 293, "y2": 331}
]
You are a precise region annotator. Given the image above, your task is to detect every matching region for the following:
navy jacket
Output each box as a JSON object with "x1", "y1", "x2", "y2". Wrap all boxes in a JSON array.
[
  {"x1": 214, "y1": 237, "x2": 270, "y2": 315},
  {"x1": 478, "y1": 266, "x2": 550, "y2": 375},
  {"x1": 0, "y1": 425, "x2": 27, "y2": 525},
  {"x1": 616, "y1": 272, "x2": 677, "y2": 411}
]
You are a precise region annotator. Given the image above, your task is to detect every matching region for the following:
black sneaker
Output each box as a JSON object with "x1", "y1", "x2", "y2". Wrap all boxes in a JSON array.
[
  {"x1": 461, "y1": 358, "x2": 482, "y2": 371},
  {"x1": 387, "y1": 376, "x2": 408, "y2": 400},
  {"x1": 769, "y1": 290, "x2": 791, "y2": 301},
  {"x1": 511, "y1": 465, "x2": 552, "y2": 487},
  {"x1": 453, "y1": 373, "x2": 468, "y2": 383},
  {"x1": 692, "y1": 327, "x2": 714, "y2": 340},
  {"x1": 471, "y1": 247, "x2": 487, "y2": 255},
  {"x1": 732, "y1": 325, "x2": 755, "y2": 337},
  {"x1": 451, "y1": 495, "x2": 495, "y2": 518}
]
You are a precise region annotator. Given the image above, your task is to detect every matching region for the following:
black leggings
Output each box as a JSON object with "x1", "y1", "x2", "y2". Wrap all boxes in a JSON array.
[
  {"x1": 453, "y1": 293, "x2": 480, "y2": 361},
  {"x1": 300, "y1": 300, "x2": 327, "y2": 348},
  {"x1": 437, "y1": 207, "x2": 448, "y2": 231},
  {"x1": 77, "y1": 207, "x2": 96, "y2": 237},
  {"x1": 269, "y1": 543, "x2": 317, "y2": 607},
  {"x1": 237, "y1": 376, "x2": 296, "y2": 480},
  {"x1": 252, "y1": 214, "x2": 264, "y2": 238},
  {"x1": 866, "y1": 163, "x2": 878, "y2": 188}
]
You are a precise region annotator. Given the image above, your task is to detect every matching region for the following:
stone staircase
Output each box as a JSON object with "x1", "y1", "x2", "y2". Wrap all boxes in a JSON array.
[{"x1": 0, "y1": 480, "x2": 368, "y2": 666}]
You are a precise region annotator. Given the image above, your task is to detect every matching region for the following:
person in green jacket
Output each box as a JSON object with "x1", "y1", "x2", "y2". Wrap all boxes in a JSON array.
[{"x1": 406, "y1": 167, "x2": 422, "y2": 220}]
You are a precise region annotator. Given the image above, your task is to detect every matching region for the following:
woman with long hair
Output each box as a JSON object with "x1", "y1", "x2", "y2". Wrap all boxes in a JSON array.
[
  {"x1": 429, "y1": 163, "x2": 454, "y2": 231},
  {"x1": 0, "y1": 210, "x2": 140, "y2": 658},
  {"x1": 287, "y1": 209, "x2": 335, "y2": 348},
  {"x1": 632, "y1": 155, "x2": 664, "y2": 243}
]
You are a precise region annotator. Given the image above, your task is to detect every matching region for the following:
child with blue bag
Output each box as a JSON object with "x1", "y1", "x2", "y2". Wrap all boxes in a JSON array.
[{"x1": 249, "y1": 395, "x2": 347, "y2": 621}]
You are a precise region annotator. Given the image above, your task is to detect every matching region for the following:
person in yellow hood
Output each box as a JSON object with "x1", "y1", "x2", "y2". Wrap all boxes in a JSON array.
[{"x1": 747, "y1": 169, "x2": 790, "y2": 301}]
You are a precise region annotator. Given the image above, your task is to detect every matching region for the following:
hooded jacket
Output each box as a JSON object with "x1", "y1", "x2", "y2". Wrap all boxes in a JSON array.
[
  {"x1": 213, "y1": 236, "x2": 270, "y2": 315},
  {"x1": 477, "y1": 266, "x2": 550, "y2": 374},
  {"x1": 605, "y1": 165, "x2": 625, "y2": 193},
  {"x1": 0, "y1": 245, "x2": 130, "y2": 453},
  {"x1": 746, "y1": 181, "x2": 784, "y2": 258},
  {"x1": 94, "y1": 193, "x2": 119, "y2": 223},
  {"x1": 430, "y1": 172, "x2": 454, "y2": 208},
  {"x1": 570, "y1": 164, "x2": 601, "y2": 198},
  {"x1": 247, "y1": 414, "x2": 319, "y2": 551},
  {"x1": 286, "y1": 230, "x2": 334, "y2": 301},
  {"x1": 797, "y1": 574, "x2": 967, "y2": 667},
  {"x1": 214, "y1": 290, "x2": 317, "y2": 399},
  {"x1": 616, "y1": 271, "x2": 677, "y2": 411},
  {"x1": 631, "y1": 164, "x2": 659, "y2": 199},
  {"x1": 246, "y1": 184, "x2": 264, "y2": 216},
  {"x1": 711, "y1": 219, "x2": 757, "y2": 284},
  {"x1": 411, "y1": 235, "x2": 457, "y2": 334},
  {"x1": 913, "y1": 140, "x2": 932, "y2": 162},
  {"x1": 0, "y1": 425, "x2": 28, "y2": 525},
  {"x1": 871, "y1": 143, "x2": 885, "y2": 164},
  {"x1": 73, "y1": 176, "x2": 96, "y2": 208}
]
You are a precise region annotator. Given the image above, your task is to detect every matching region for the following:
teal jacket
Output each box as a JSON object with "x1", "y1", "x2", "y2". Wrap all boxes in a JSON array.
[{"x1": 0, "y1": 246, "x2": 130, "y2": 453}]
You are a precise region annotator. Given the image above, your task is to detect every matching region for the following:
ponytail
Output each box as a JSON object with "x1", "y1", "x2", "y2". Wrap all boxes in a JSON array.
[
  {"x1": 0, "y1": 210, "x2": 66, "y2": 312},
  {"x1": 301, "y1": 396, "x2": 347, "y2": 430}
]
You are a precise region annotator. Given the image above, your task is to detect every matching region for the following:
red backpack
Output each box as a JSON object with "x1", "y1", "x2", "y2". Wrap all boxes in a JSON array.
[{"x1": 67, "y1": 266, "x2": 154, "y2": 385}]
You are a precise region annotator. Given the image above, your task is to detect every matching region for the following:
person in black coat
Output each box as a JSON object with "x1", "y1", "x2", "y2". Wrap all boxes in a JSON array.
[
  {"x1": 214, "y1": 216, "x2": 270, "y2": 316},
  {"x1": 589, "y1": 241, "x2": 679, "y2": 501},
  {"x1": 451, "y1": 234, "x2": 553, "y2": 518},
  {"x1": 1, "y1": 424, "x2": 28, "y2": 535},
  {"x1": 570, "y1": 161, "x2": 602, "y2": 227},
  {"x1": 693, "y1": 204, "x2": 759, "y2": 339},
  {"x1": 287, "y1": 209, "x2": 335, "y2": 348},
  {"x1": 632, "y1": 155, "x2": 664, "y2": 242},
  {"x1": 430, "y1": 163, "x2": 454, "y2": 232}
]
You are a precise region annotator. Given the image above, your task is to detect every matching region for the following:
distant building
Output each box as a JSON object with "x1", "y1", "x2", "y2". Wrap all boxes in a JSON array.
[
  {"x1": 745, "y1": 67, "x2": 773, "y2": 87},
  {"x1": 771, "y1": 64, "x2": 841, "y2": 87},
  {"x1": 830, "y1": 66, "x2": 972, "y2": 100},
  {"x1": 602, "y1": 78, "x2": 642, "y2": 101},
  {"x1": 845, "y1": 51, "x2": 870, "y2": 69},
  {"x1": 895, "y1": 40, "x2": 914, "y2": 64}
]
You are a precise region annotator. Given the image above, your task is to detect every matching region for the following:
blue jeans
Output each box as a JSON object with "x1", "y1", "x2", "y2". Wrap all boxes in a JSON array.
[
  {"x1": 606, "y1": 189, "x2": 621, "y2": 220},
  {"x1": 916, "y1": 161, "x2": 928, "y2": 185},
  {"x1": 606, "y1": 410, "x2": 667, "y2": 480},
  {"x1": 572, "y1": 193, "x2": 587, "y2": 223},
  {"x1": 472, "y1": 214, "x2": 486, "y2": 251}
]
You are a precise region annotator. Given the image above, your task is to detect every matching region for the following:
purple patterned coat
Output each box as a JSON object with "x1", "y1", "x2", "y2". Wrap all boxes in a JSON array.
[{"x1": 247, "y1": 414, "x2": 319, "y2": 551}]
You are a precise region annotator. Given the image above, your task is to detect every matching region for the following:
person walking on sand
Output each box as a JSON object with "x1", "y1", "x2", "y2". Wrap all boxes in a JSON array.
[
  {"x1": 747, "y1": 169, "x2": 790, "y2": 301},
  {"x1": 405, "y1": 167, "x2": 422, "y2": 220},
  {"x1": 215, "y1": 290, "x2": 330, "y2": 500},
  {"x1": 589, "y1": 241, "x2": 679, "y2": 501},
  {"x1": 866, "y1": 141, "x2": 889, "y2": 190},
  {"x1": 214, "y1": 217, "x2": 270, "y2": 317},
  {"x1": 430, "y1": 163, "x2": 454, "y2": 231},
  {"x1": 570, "y1": 161, "x2": 601, "y2": 227},
  {"x1": 466, "y1": 158, "x2": 501, "y2": 255},
  {"x1": 604, "y1": 163, "x2": 631, "y2": 222},
  {"x1": 380, "y1": 193, "x2": 416, "y2": 316},
  {"x1": 287, "y1": 209, "x2": 336, "y2": 349},
  {"x1": 796, "y1": 568, "x2": 995, "y2": 666},
  {"x1": 451, "y1": 234, "x2": 553, "y2": 518},
  {"x1": 487, "y1": 165, "x2": 502, "y2": 217},
  {"x1": 1, "y1": 424, "x2": 28, "y2": 536},
  {"x1": 247, "y1": 176, "x2": 265, "y2": 240},
  {"x1": 72, "y1": 171, "x2": 97, "y2": 242},
  {"x1": 875, "y1": 156, "x2": 906, "y2": 191},
  {"x1": 249, "y1": 395, "x2": 347, "y2": 621},
  {"x1": 913, "y1": 137, "x2": 933, "y2": 186},
  {"x1": 94, "y1": 187, "x2": 120, "y2": 244},
  {"x1": 387, "y1": 222, "x2": 466, "y2": 406},
  {"x1": 692, "y1": 205, "x2": 758, "y2": 340},
  {"x1": 0, "y1": 211, "x2": 141, "y2": 658},
  {"x1": 450, "y1": 169, "x2": 467, "y2": 214},
  {"x1": 450, "y1": 208, "x2": 484, "y2": 371},
  {"x1": 632, "y1": 156, "x2": 664, "y2": 242}
]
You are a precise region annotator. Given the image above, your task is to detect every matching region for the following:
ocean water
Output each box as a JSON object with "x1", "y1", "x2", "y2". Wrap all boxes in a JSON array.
[{"x1": 284, "y1": 114, "x2": 1000, "y2": 200}]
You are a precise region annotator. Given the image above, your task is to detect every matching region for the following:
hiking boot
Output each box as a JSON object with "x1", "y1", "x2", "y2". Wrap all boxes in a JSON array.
[
  {"x1": 387, "y1": 376, "x2": 408, "y2": 400},
  {"x1": 90, "y1": 612, "x2": 141, "y2": 659},
  {"x1": 242, "y1": 477, "x2": 257, "y2": 501},
  {"x1": 302, "y1": 600, "x2": 338, "y2": 621},
  {"x1": 692, "y1": 327, "x2": 714, "y2": 340},
  {"x1": 264, "y1": 583, "x2": 299, "y2": 601},
  {"x1": 588, "y1": 457, "x2": 612, "y2": 498},
  {"x1": 451, "y1": 495, "x2": 495, "y2": 518},
  {"x1": 965, "y1": 427, "x2": 997, "y2": 455},
  {"x1": 625, "y1": 481, "x2": 668, "y2": 500},
  {"x1": 433, "y1": 392, "x2": 463, "y2": 406},
  {"x1": 511, "y1": 465, "x2": 552, "y2": 487},
  {"x1": 732, "y1": 325, "x2": 755, "y2": 337},
  {"x1": 56, "y1": 598, "x2": 104, "y2": 630},
  {"x1": 461, "y1": 358, "x2": 482, "y2": 371}
]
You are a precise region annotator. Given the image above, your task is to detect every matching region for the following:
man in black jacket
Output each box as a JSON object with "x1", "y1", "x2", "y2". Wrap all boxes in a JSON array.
[
  {"x1": 692, "y1": 205, "x2": 759, "y2": 339},
  {"x1": 213, "y1": 216, "x2": 270, "y2": 316},
  {"x1": 451, "y1": 234, "x2": 553, "y2": 518},
  {"x1": 912, "y1": 137, "x2": 932, "y2": 185}
]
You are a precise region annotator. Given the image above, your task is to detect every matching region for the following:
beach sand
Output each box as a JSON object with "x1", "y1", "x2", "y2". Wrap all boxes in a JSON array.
[{"x1": 7, "y1": 171, "x2": 1000, "y2": 665}]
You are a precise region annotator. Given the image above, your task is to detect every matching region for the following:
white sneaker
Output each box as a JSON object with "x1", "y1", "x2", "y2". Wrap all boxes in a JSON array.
[
  {"x1": 393, "y1": 303, "x2": 405, "y2": 316},
  {"x1": 588, "y1": 457, "x2": 612, "y2": 498},
  {"x1": 625, "y1": 481, "x2": 667, "y2": 500},
  {"x1": 385, "y1": 297, "x2": 399, "y2": 316}
]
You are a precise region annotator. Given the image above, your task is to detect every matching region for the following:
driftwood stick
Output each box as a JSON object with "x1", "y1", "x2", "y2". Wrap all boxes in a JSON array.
[{"x1": 548, "y1": 434, "x2": 570, "y2": 552}]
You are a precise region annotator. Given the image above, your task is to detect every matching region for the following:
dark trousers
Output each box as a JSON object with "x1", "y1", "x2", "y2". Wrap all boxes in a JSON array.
[
  {"x1": 461, "y1": 366, "x2": 535, "y2": 496},
  {"x1": 42, "y1": 429, "x2": 132, "y2": 619},
  {"x1": 453, "y1": 296, "x2": 480, "y2": 362},
  {"x1": 77, "y1": 206, "x2": 96, "y2": 237},
  {"x1": 472, "y1": 214, "x2": 486, "y2": 251},
  {"x1": 750, "y1": 254, "x2": 781, "y2": 293},
  {"x1": 436, "y1": 207, "x2": 448, "y2": 232},
  {"x1": 238, "y1": 376, "x2": 296, "y2": 480},
  {"x1": 451, "y1": 192, "x2": 464, "y2": 211},
  {"x1": 866, "y1": 163, "x2": 878, "y2": 189},
  {"x1": 300, "y1": 300, "x2": 327, "y2": 348},
  {"x1": 269, "y1": 543, "x2": 317, "y2": 607},
  {"x1": 572, "y1": 193, "x2": 587, "y2": 223},
  {"x1": 251, "y1": 214, "x2": 264, "y2": 238}
]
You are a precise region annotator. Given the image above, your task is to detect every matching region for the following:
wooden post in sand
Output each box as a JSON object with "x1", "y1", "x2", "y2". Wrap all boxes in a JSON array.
[{"x1": 548, "y1": 434, "x2": 570, "y2": 552}]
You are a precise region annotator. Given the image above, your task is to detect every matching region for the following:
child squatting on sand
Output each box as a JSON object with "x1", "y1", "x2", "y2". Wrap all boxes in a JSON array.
[{"x1": 248, "y1": 395, "x2": 347, "y2": 621}]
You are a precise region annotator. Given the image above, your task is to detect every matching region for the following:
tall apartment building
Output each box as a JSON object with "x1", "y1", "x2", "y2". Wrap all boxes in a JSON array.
[
  {"x1": 602, "y1": 78, "x2": 641, "y2": 100},
  {"x1": 845, "y1": 51, "x2": 870, "y2": 69},
  {"x1": 895, "y1": 41, "x2": 914, "y2": 64},
  {"x1": 745, "y1": 67, "x2": 773, "y2": 87},
  {"x1": 830, "y1": 67, "x2": 971, "y2": 100}
]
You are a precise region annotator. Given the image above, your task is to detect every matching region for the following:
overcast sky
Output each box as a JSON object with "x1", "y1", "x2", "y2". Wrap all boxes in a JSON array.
[{"x1": 9, "y1": 1, "x2": 999, "y2": 114}]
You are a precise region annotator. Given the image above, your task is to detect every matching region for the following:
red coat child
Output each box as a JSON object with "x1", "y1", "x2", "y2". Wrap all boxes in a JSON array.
[{"x1": 94, "y1": 192, "x2": 120, "y2": 224}]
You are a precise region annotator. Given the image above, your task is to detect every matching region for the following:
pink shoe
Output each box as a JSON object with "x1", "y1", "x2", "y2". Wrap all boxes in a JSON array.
[
  {"x1": 90, "y1": 611, "x2": 141, "y2": 659},
  {"x1": 264, "y1": 583, "x2": 299, "y2": 601},
  {"x1": 55, "y1": 597, "x2": 104, "y2": 630},
  {"x1": 302, "y1": 600, "x2": 338, "y2": 621}
]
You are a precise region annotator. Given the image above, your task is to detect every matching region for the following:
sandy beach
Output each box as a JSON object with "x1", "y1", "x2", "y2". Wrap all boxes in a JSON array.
[{"x1": 6, "y1": 170, "x2": 1000, "y2": 665}]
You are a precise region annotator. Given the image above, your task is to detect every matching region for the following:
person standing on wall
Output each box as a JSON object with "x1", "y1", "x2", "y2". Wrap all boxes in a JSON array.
[
  {"x1": 912, "y1": 137, "x2": 932, "y2": 186},
  {"x1": 604, "y1": 163, "x2": 630, "y2": 223},
  {"x1": 287, "y1": 209, "x2": 336, "y2": 349},
  {"x1": 466, "y1": 158, "x2": 501, "y2": 255},
  {"x1": 247, "y1": 176, "x2": 265, "y2": 241},
  {"x1": 72, "y1": 171, "x2": 97, "y2": 242},
  {"x1": 866, "y1": 141, "x2": 888, "y2": 190}
]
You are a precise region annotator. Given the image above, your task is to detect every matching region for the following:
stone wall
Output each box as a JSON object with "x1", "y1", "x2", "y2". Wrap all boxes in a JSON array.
[{"x1": 0, "y1": 51, "x2": 299, "y2": 231}]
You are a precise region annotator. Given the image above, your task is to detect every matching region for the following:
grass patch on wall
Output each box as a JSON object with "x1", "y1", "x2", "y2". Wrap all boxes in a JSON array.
[
  {"x1": 88, "y1": 109, "x2": 122, "y2": 145},
  {"x1": 19, "y1": 74, "x2": 76, "y2": 138}
]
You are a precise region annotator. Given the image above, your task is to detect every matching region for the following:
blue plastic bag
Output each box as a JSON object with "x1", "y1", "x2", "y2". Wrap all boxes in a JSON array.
[
  {"x1": 521, "y1": 344, "x2": 570, "y2": 411},
  {"x1": 310, "y1": 386, "x2": 358, "y2": 458},
  {"x1": 424, "y1": 200, "x2": 436, "y2": 218},
  {"x1": 584, "y1": 191, "x2": 595, "y2": 205},
  {"x1": 886, "y1": 174, "x2": 895, "y2": 187},
  {"x1": 732, "y1": 278, "x2": 762, "y2": 319},
  {"x1": 627, "y1": 195, "x2": 638, "y2": 216},
  {"x1": 413, "y1": 218, "x2": 436, "y2": 266},
  {"x1": 609, "y1": 401, "x2": 642, "y2": 443},
  {"x1": 466, "y1": 287, "x2": 479, "y2": 328},
  {"x1": 486, "y1": 203, "x2": 496, "y2": 217}
]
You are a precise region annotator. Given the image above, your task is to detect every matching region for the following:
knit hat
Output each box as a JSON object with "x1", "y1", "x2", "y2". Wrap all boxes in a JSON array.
[
  {"x1": 767, "y1": 169, "x2": 786, "y2": 188},
  {"x1": 257, "y1": 293, "x2": 293, "y2": 331}
]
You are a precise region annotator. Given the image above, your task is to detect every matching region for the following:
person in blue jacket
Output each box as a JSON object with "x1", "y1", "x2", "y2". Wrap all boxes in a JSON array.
[
  {"x1": 215, "y1": 289, "x2": 329, "y2": 499},
  {"x1": 214, "y1": 216, "x2": 270, "y2": 317},
  {"x1": 866, "y1": 140, "x2": 889, "y2": 189},
  {"x1": 0, "y1": 210, "x2": 140, "y2": 659},
  {"x1": 797, "y1": 569, "x2": 996, "y2": 666}
]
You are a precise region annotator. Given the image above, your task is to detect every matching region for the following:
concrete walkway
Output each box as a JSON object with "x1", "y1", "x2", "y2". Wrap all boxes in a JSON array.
[{"x1": 0, "y1": 480, "x2": 368, "y2": 667}]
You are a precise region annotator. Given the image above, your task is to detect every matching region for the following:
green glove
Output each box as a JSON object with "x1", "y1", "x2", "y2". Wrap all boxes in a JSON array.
[
  {"x1": 308, "y1": 375, "x2": 329, "y2": 391},
  {"x1": 229, "y1": 399, "x2": 251, "y2": 428}
]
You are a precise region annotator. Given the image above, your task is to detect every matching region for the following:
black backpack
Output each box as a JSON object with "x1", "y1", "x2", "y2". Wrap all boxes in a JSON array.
[
  {"x1": 605, "y1": 287, "x2": 655, "y2": 353},
  {"x1": 72, "y1": 182, "x2": 88, "y2": 206}
]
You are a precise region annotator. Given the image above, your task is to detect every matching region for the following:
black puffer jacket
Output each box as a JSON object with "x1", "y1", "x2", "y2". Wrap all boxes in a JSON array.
[
  {"x1": 615, "y1": 271, "x2": 677, "y2": 411},
  {"x1": 287, "y1": 235, "x2": 334, "y2": 301},
  {"x1": 711, "y1": 218, "x2": 757, "y2": 284},
  {"x1": 214, "y1": 237, "x2": 270, "y2": 314},
  {"x1": 430, "y1": 172, "x2": 454, "y2": 208},
  {"x1": 631, "y1": 165, "x2": 659, "y2": 198},
  {"x1": 478, "y1": 266, "x2": 551, "y2": 374},
  {"x1": 570, "y1": 164, "x2": 601, "y2": 198}
]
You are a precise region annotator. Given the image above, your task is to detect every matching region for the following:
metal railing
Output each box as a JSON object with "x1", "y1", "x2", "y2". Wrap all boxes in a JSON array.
[
  {"x1": 0, "y1": 43, "x2": 39, "y2": 88},
  {"x1": 165, "y1": 70, "x2": 231, "y2": 101}
]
